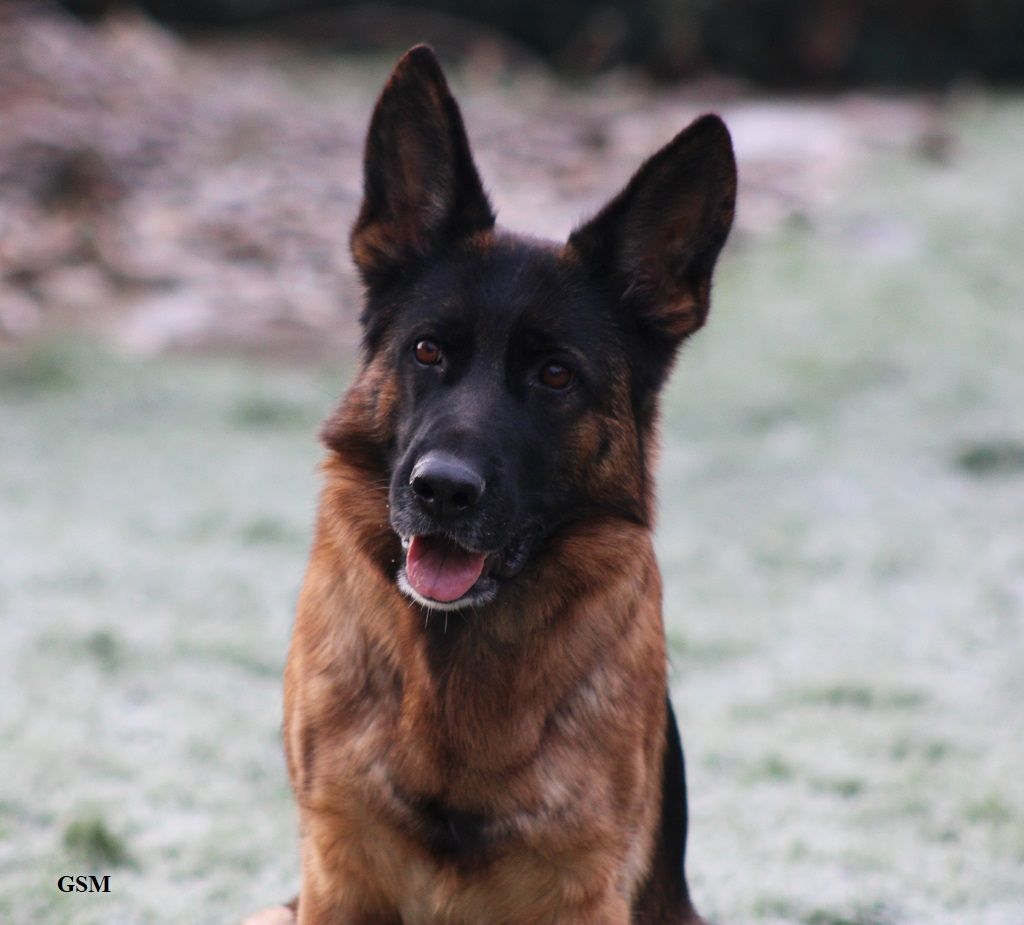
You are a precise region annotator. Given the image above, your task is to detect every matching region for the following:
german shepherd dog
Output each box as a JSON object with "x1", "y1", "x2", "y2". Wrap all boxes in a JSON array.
[{"x1": 246, "y1": 44, "x2": 735, "y2": 925}]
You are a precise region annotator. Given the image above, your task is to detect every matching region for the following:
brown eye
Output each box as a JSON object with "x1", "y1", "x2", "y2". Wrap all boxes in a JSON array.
[
  {"x1": 414, "y1": 339, "x2": 442, "y2": 366},
  {"x1": 539, "y1": 362, "x2": 572, "y2": 390}
]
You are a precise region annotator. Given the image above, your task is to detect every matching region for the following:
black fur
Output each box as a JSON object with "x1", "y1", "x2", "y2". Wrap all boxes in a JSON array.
[
  {"x1": 632, "y1": 697, "x2": 696, "y2": 924},
  {"x1": 413, "y1": 797, "x2": 490, "y2": 868}
]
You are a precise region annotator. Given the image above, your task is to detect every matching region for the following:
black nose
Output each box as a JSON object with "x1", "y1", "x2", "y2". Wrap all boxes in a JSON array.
[{"x1": 410, "y1": 452, "x2": 485, "y2": 521}]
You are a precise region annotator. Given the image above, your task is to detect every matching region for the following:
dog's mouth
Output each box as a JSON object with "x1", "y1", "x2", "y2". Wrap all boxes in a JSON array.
[
  {"x1": 396, "y1": 531, "x2": 534, "y2": 611},
  {"x1": 405, "y1": 534, "x2": 486, "y2": 603}
]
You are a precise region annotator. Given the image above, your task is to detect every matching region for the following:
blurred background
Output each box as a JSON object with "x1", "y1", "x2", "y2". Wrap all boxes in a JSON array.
[{"x1": 1, "y1": 2, "x2": 1022, "y2": 924}]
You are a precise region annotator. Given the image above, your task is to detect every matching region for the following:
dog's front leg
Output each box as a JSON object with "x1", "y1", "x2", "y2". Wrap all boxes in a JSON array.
[
  {"x1": 294, "y1": 831, "x2": 401, "y2": 925},
  {"x1": 294, "y1": 896, "x2": 387, "y2": 925},
  {"x1": 294, "y1": 881, "x2": 399, "y2": 925},
  {"x1": 557, "y1": 892, "x2": 632, "y2": 925}
]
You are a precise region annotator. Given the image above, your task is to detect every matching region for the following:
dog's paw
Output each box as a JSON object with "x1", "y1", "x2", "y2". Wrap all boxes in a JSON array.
[{"x1": 240, "y1": 905, "x2": 296, "y2": 925}]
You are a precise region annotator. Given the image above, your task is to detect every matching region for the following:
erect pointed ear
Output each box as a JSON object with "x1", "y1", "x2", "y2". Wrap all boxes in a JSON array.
[
  {"x1": 568, "y1": 114, "x2": 736, "y2": 344},
  {"x1": 350, "y1": 45, "x2": 495, "y2": 289}
]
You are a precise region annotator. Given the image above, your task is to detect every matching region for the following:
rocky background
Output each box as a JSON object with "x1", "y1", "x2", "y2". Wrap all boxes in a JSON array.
[{"x1": 1, "y1": 4, "x2": 947, "y2": 358}]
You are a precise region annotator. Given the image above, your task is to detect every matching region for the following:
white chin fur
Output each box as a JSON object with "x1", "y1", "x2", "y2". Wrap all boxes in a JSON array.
[{"x1": 396, "y1": 568, "x2": 491, "y2": 612}]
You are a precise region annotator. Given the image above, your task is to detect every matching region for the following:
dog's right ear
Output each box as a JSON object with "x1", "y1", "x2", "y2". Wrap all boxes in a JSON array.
[{"x1": 350, "y1": 45, "x2": 495, "y2": 290}]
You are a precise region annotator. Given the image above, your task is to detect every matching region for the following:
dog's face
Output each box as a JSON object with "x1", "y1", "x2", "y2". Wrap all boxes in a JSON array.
[
  {"x1": 326, "y1": 46, "x2": 736, "y2": 612},
  {"x1": 368, "y1": 236, "x2": 633, "y2": 611}
]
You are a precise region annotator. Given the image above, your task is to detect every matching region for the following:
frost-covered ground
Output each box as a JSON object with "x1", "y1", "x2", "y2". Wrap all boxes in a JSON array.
[{"x1": 2, "y1": 99, "x2": 1023, "y2": 925}]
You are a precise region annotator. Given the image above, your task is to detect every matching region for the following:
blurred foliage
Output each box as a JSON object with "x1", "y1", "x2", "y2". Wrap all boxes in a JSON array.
[
  {"x1": 63, "y1": 813, "x2": 133, "y2": 867},
  {"x1": 955, "y1": 439, "x2": 1024, "y2": 477},
  {"x1": 59, "y1": 0, "x2": 1024, "y2": 85}
]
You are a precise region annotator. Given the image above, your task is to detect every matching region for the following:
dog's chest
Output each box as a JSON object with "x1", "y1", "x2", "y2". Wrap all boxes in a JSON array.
[
  {"x1": 360, "y1": 709, "x2": 587, "y2": 865},
  {"x1": 361, "y1": 782, "x2": 612, "y2": 925},
  {"x1": 403, "y1": 795, "x2": 491, "y2": 864}
]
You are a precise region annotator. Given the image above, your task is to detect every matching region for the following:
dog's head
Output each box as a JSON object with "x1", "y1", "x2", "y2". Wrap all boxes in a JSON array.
[{"x1": 324, "y1": 46, "x2": 736, "y2": 612}]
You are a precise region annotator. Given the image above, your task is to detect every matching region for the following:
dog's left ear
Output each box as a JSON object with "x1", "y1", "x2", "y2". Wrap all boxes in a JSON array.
[
  {"x1": 568, "y1": 114, "x2": 736, "y2": 346},
  {"x1": 350, "y1": 45, "x2": 495, "y2": 290}
]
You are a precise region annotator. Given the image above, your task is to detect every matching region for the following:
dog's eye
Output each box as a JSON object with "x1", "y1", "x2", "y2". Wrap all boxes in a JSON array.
[
  {"x1": 539, "y1": 362, "x2": 573, "y2": 390},
  {"x1": 414, "y1": 340, "x2": 443, "y2": 366}
]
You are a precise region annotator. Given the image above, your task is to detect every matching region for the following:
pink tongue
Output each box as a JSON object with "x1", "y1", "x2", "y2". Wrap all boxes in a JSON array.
[{"x1": 406, "y1": 535, "x2": 486, "y2": 603}]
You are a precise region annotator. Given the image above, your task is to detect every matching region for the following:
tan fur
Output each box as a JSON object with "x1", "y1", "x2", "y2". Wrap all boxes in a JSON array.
[{"x1": 569, "y1": 367, "x2": 647, "y2": 517}]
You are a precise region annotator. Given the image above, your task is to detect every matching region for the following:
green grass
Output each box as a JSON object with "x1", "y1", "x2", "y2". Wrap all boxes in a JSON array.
[
  {"x1": 63, "y1": 814, "x2": 132, "y2": 868},
  {"x1": 0, "y1": 341, "x2": 80, "y2": 395},
  {"x1": 955, "y1": 439, "x2": 1024, "y2": 477},
  {"x1": 2, "y1": 97, "x2": 1024, "y2": 924}
]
